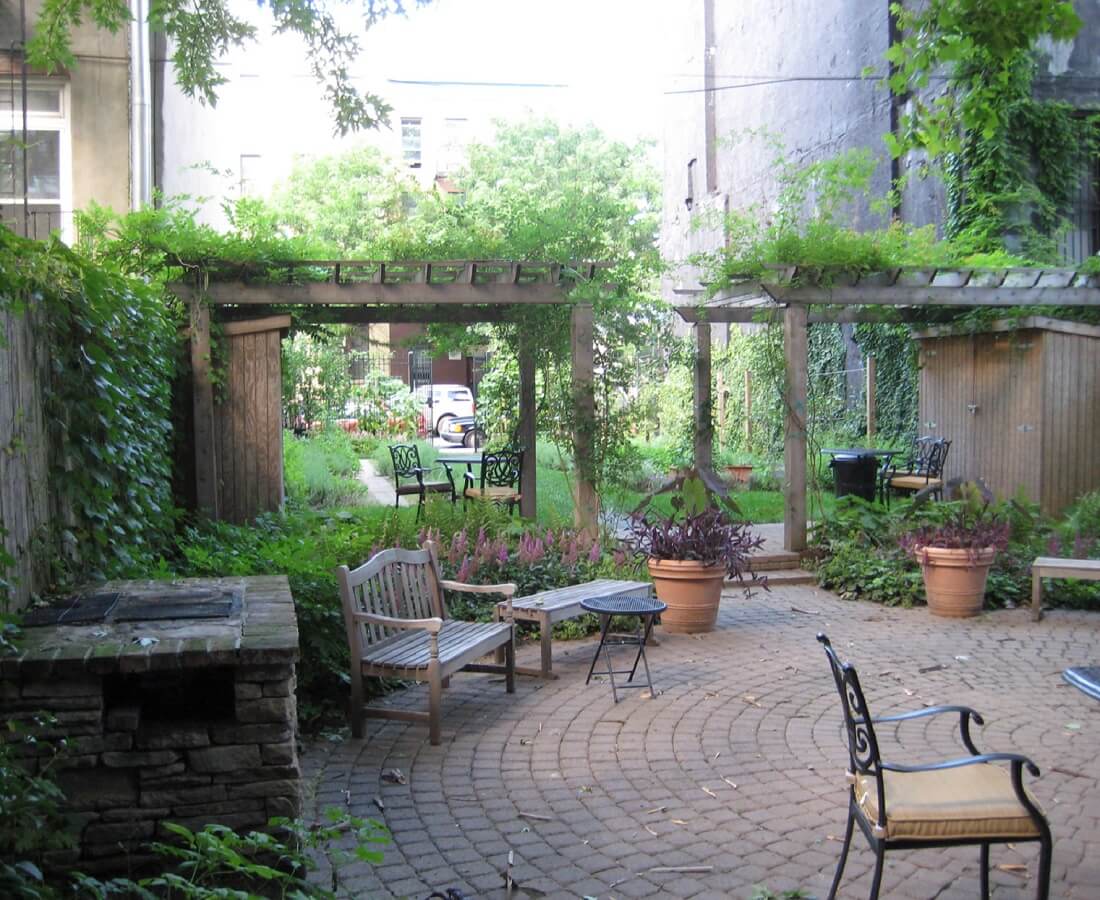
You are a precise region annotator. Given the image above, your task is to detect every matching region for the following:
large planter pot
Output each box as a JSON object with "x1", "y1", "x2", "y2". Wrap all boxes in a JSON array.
[
  {"x1": 917, "y1": 546, "x2": 998, "y2": 618},
  {"x1": 725, "y1": 464, "x2": 754, "y2": 485},
  {"x1": 647, "y1": 558, "x2": 728, "y2": 633}
]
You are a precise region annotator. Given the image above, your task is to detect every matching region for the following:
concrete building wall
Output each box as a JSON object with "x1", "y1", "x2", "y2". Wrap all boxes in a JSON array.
[
  {"x1": 660, "y1": 0, "x2": 1100, "y2": 296},
  {"x1": 1, "y1": 0, "x2": 130, "y2": 239}
]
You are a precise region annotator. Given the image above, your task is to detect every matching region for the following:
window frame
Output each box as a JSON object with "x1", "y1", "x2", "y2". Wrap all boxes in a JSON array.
[{"x1": 0, "y1": 79, "x2": 72, "y2": 242}]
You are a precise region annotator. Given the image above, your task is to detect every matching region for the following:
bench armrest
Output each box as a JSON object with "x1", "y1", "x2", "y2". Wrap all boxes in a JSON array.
[
  {"x1": 353, "y1": 612, "x2": 443, "y2": 634},
  {"x1": 441, "y1": 580, "x2": 517, "y2": 624},
  {"x1": 439, "y1": 580, "x2": 516, "y2": 598}
]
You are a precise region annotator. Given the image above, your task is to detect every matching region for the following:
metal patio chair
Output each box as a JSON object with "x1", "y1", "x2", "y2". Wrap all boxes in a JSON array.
[
  {"x1": 818, "y1": 634, "x2": 1051, "y2": 900},
  {"x1": 463, "y1": 448, "x2": 522, "y2": 514},
  {"x1": 881, "y1": 436, "x2": 951, "y2": 505},
  {"x1": 389, "y1": 444, "x2": 456, "y2": 521}
]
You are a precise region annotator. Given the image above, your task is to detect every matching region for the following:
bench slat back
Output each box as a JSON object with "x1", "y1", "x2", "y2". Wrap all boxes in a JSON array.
[{"x1": 338, "y1": 548, "x2": 446, "y2": 655}]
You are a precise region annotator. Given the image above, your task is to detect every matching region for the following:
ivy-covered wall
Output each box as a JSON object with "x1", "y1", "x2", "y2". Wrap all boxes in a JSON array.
[{"x1": 0, "y1": 231, "x2": 178, "y2": 610}]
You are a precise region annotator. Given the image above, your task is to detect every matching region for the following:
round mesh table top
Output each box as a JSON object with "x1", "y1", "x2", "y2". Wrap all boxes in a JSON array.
[{"x1": 581, "y1": 594, "x2": 666, "y2": 616}]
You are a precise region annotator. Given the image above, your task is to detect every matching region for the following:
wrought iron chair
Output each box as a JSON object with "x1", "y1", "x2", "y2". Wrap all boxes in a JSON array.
[
  {"x1": 817, "y1": 634, "x2": 1051, "y2": 900},
  {"x1": 389, "y1": 444, "x2": 455, "y2": 521},
  {"x1": 881, "y1": 436, "x2": 951, "y2": 505},
  {"x1": 464, "y1": 448, "x2": 522, "y2": 514}
]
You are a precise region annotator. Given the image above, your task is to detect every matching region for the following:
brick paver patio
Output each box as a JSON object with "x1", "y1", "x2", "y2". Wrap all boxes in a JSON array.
[{"x1": 303, "y1": 584, "x2": 1100, "y2": 899}]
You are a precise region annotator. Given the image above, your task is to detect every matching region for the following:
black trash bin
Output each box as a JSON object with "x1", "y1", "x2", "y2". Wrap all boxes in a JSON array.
[{"x1": 829, "y1": 454, "x2": 879, "y2": 501}]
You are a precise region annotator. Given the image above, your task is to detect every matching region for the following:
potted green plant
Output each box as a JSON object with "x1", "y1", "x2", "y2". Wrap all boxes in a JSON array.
[
  {"x1": 898, "y1": 483, "x2": 1011, "y2": 618},
  {"x1": 623, "y1": 470, "x2": 764, "y2": 633}
]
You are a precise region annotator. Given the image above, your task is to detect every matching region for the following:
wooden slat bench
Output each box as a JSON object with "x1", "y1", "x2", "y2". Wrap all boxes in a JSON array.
[
  {"x1": 1031, "y1": 556, "x2": 1100, "y2": 621},
  {"x1": 338, "y1": 545, "x2": 515, "y2": 745},
  {"x1": 495, "y1": 579, "x2": 652, "y2": 678}
]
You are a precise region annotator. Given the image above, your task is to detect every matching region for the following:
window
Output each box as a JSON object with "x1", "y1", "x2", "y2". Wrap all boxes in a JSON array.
[
  {"x1": 401, "y1": 117, "x2": 422, "y2": 168},
  {"x1": 440, "y1": 117, "x2": 468, "y2": 174},
  {"x1": 1059, "y1": 154, "x2": 1100, "y2": 265},
  {"x1": 1, "y1": 82, "x2": 70, "y2": 240},
  {"x1": 239, "y1": 154, "x2": 262, "y2": 197}
]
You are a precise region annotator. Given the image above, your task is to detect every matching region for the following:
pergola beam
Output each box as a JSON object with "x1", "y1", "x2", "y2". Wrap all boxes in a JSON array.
[
  {"x1": 766, "y1": 285, "x2": 1100, "y2": 306},
  {"x1": 676, "y1": 306, "x2": 905, "y2": 324},
  {"x1": 182, "y1": 281, "x2": 569, "y2": 306},
  {"x1": 218, "y1": 305, "x2": 509, "y2": 325}
]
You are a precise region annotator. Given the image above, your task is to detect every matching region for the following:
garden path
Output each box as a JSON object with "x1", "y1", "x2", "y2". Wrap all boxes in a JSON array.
[
  {"x1": 302, "y1": 585, "x2": 1100, "y2": 899},
  {"x1": 358, "y1": 459, "x2": 402, "y2": 507}
]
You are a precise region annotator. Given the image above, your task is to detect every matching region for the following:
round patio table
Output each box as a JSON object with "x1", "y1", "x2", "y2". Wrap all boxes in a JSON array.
[{"x1": 582, "y1": 593, "x2": 666, "y2": 703}]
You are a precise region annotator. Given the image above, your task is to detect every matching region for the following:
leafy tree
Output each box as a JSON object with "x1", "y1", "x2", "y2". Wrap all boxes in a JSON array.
[{"x1": 27, "y1": 0, "x2": 432, "y2": 135}]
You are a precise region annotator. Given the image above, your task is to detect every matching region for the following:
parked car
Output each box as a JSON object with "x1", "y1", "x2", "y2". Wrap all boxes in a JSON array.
[
  {"x1": 438, "y1": 416, "x2": 487, "y2": 448},
  {"x1": 415, "y1": 384, "x2": 475, "y2": 436}
]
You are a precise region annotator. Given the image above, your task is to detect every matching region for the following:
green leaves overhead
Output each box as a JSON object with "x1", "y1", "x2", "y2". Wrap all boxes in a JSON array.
[{"x1": 27, "y1": 0, "x2": 432, "y2": 135}]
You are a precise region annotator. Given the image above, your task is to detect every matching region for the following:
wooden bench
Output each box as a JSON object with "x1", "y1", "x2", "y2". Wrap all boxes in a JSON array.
[
  {"x1": 1031, "y1": 556, "x2": 1100, "y2": 621},
  {"x1": 338, "y1": 545, "x2": 515, "y2": 745},
  {"x1": 495, "y1": 579, "x2": 652, "y2": 678}
]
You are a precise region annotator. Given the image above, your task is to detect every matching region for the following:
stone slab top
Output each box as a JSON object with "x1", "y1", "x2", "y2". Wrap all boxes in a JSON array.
[{"x1": 2, "y1": 576, "x2": 298, "y2": 678}]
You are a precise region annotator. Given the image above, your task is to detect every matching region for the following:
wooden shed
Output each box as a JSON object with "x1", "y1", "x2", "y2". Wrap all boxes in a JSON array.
[
  {"x1": 914, "y1": 317, "x2": 1100, "y2": 515},
  {"x1": 209, "y1": 316, "x2": 290, "y2": 524}
]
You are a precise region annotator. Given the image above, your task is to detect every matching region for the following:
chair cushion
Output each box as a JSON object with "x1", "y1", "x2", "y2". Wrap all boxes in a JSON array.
[
  {"x1": 465, "y1": 486, "x2": 521, "y2": 501},
  {"x1": 856, "y1": 766, "x2": 1041, "y2": 840},
  {"x1": 890, "y1": 475, "x2": 943, "y2": 491}
]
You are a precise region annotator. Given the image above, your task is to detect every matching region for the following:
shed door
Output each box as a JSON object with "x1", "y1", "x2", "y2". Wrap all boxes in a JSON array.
[
  {"x1": 969, "y1": 332, "x2": 1042, "y2": 501},
  {"x1": 918, "y1": 335, "x2": 975, "y2": 483}
]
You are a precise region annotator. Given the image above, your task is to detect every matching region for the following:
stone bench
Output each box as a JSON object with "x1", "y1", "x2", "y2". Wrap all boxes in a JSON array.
[
  {"x1": 1031, "y1": 556, "x2": 1100, "y2": 621},
  {"x1": 495, "y1": 579, "x2": 652, "y2": 678}
]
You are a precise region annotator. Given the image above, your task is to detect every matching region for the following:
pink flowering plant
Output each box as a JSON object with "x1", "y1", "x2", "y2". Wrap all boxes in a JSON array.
[{"x1": 407, "y1": 524, "x2": 611, "y2": 622}]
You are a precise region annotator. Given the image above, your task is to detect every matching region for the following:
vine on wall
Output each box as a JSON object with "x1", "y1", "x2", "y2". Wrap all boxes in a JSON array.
[{"x1": 0, "y1": 229, "x2": 177, "y2": 590}]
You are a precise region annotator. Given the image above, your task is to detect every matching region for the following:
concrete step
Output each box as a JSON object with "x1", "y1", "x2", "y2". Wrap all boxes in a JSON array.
[
  {"x1": 747, "y1": 550, "x2": 803, "y2": 571},
  {"x1": 737, "y1": 568, "x2": 817, "y2": 588}
]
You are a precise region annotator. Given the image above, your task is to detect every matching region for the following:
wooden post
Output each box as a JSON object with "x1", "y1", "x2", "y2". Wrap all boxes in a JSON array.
[
  {"x1": 744, "y1": 370, "x2": 753, "y2": 451},
  {"x1": 518, "y1": 337, "x2": 537, "y2": 519},
  {"x1": 190, "y1": 294, "x2": 219, "y2": 517},
  {"x1": 571, "y1": 303, "x2": 597, "y2": 537},
  {"x1": 716, "y1": 369, "x2": 727, "y2": 451},
  {"x1": 693, "y1": 322, "x2": 713, "y2": 472},
  {"x1": 783, "y1": 305, "x2": 808, "y2": 552},
  {"x1": 866, "y1": 355, "x2": 877, "y2": 442}
]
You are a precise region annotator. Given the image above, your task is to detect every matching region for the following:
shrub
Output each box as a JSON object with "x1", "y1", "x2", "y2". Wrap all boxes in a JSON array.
[{"x1": 283, "y1": 429, "x2": 366, "y2": 508}]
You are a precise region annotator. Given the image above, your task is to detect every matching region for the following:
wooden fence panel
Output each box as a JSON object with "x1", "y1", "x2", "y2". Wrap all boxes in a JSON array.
[{"x1": 0, "y1": 309, "x2": 50, "y2": 611}]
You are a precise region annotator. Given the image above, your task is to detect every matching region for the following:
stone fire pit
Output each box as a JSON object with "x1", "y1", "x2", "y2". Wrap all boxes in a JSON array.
[{"x1": 0, "y1": 576, "x2": 300, "y2": 874}]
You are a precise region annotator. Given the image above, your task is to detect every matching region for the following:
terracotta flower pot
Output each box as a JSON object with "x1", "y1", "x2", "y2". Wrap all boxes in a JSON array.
[
  {"x1": 725, "y1": 464, "x2": 754, "y2": 484},
  {"x1": 917, "y1": 546, "x2": 998, "y2": 618},
  {"x1": 647, "y1": 558, "x2": 728, "y2": 633}
]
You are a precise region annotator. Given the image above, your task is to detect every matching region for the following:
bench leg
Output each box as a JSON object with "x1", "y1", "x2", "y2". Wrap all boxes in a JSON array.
[
  {"x1": 428, "y1": 663, "x2": 442, "y2": 746},
  {"x1": 349, "y1": 671, "x2": 365, "y2": 739},
  {"x1": 494, "y1": 605, "x2": 505, "y2": 665},
  {"x1": 540, "y1": 611, "x2": 553, "y2": 678},
  {"x1": 1032, "y1": 571, "x2": 1043, "y2": 622},
  {"x1": 505, "y1": 635, "x2": 515, "y2": 694}
]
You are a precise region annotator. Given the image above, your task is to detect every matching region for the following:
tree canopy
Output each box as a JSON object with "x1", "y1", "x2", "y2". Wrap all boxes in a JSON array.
[{"x1": 28, "y1": 0, "x2": 431, "y2": 134}]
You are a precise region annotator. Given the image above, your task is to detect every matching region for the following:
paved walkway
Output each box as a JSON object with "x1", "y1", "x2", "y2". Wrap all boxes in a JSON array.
[{"x1": 303, "y1": 585, "x2": 1100, "y2": 899}]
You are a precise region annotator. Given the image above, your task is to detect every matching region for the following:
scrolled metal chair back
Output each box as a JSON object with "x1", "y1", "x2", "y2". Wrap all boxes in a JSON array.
[
  {"x1": 482, "y1": 449, "x2": 522, "y2": 490},
  {"x1": 390, "y1": 443, "x2": 421, "y2": 479},
  {"x1": 927, "y1": 438, "x2": 951, "y2": 478},
  {"x1": 817, "y1": 634, "x2": 885, "y2": 812}
]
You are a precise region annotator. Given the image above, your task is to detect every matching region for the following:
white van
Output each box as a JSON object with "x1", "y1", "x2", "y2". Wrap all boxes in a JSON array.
[{"x1": 415, "y1": 384, "x2": 475, "y2": 436}]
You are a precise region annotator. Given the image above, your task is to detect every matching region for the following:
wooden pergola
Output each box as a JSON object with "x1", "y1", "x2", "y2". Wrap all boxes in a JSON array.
[
  {"x1": 676, "y1": 265, "x2": 1100, "y2": 552},
  {"x1": 172, "y1": 260, "x2": 606, "y2": 532}
]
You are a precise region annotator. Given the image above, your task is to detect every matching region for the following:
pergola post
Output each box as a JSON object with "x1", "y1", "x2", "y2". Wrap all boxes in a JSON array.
[
  {"x1": 693, "y1": 322, "x2": 713, "y2": 471},
  {"x1": 783, "y1": 305, "x2": 808, "y2": 552},
  {"x1": 571, "y1": 303, "x2": 597, "y2": 537},
  {"x1": 518, "y1": 337, "x2": 537, "y2": 519},
  {"x1": 189, "y1": 295, "x2": 218, "y2": 517}
]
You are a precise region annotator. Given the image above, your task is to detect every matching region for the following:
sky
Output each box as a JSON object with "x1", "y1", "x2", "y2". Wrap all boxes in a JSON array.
[{"x1": 233, "y1": 0, "x2": 676, "y2": 143}]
